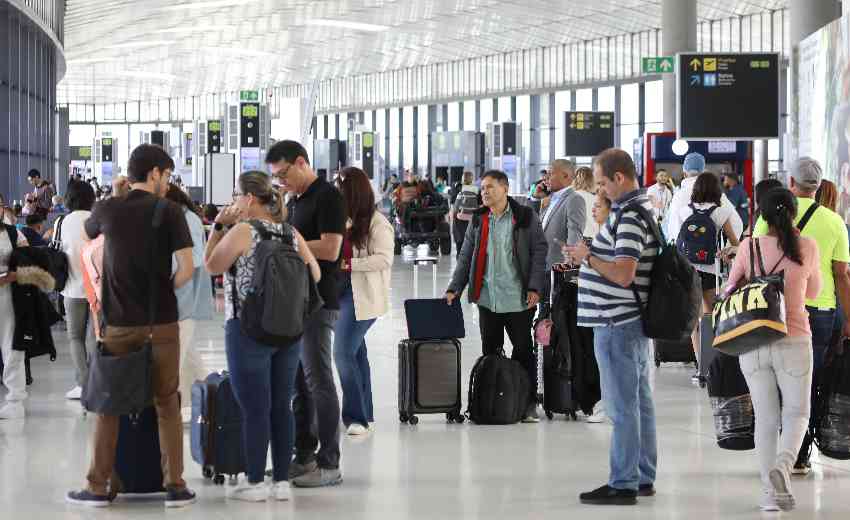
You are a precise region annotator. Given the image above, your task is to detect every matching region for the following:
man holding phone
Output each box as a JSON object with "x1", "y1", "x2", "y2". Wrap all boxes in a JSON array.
[{"x1": 445, "y1": 170, "x2": 548, "y2": 422}]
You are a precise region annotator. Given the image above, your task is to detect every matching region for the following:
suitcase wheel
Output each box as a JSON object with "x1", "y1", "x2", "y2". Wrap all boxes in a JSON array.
[
  {"x1": 229, "y1": 475, "x2": 238, "y2": 486},
  {"x1": 408, "y1": 416, "x2": 419, "y2": 425},
  {"x1": 446, "y1": 412, "x2": 465, "y2": 424},
  {"x1": 203, "y1": 467, "x2": 213, "y2": 479},
  {"x1": 570, "y1": 411, "x2": 578, "y2": 421},
  {"x1": 545, "y1": 411, "x2": 554, "y2": 420},
  {"x1": 399, "y1": 413, "x2": 409, "y2": 424},
  {"x1": 655, "y1": 358, "x2": 661, "y2": 368},
  {"x1": 213, "y1": 474, "x2": 225, "y2": 485}
]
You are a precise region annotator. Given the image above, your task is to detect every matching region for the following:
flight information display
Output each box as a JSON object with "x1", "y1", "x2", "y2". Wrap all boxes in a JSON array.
[
  {"x1": 564, "y1": 112, "x2": 615, "y2": 156},
  {"x1": 677, "y1": 52, "x2": 780, "y2": 140}
]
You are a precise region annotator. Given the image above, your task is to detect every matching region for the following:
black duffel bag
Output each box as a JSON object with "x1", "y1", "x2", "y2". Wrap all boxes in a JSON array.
[
  {"x1": 466, "y1": 354, "x2": 530, "y2": 425},
  {"x1": 814, "y1": 337, "x2": 850, "y2": 460}
]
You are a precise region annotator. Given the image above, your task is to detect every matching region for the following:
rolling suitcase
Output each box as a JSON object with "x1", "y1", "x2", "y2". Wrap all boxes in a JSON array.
[
  {"x1": 542, "y1": 270, "x2": 579, "y2": 420},
  {"x1": 706, "y1": 353, "x2": 754, "y2": 450},
  {"x1": 398, "y1": 339, "x2": 464, "y2": 425},
  {"x1": 113, "y1": 407, "x2": 165, "y2": 495},
  {"x1": 694, "y1": 258, "x2": 723, "y2": 386},
  {"x1": 191, "y1": 372, "x2": 245, "y2": 485}
]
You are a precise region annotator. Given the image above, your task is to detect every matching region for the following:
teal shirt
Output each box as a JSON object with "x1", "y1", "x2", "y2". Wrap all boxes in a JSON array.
[{"x1": 478, "y1": 205, "x2": 526, "y2": 313}]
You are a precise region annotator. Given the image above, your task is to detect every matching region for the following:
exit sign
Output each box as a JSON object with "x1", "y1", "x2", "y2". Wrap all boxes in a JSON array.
[
  {"x1": 240, "y1": 90, "x2": 259, "y2": 102},
  {"x1": 642, "y1": 56, "x2": 674, "y2": 74}
]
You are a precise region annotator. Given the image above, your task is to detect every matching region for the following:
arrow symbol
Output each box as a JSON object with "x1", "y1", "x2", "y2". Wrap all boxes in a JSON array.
[
  {"x1": 690, "y1": 58, "x2": 701, "y2": 71},
  {"x1": 690, "y1": 75, "x2": 701, "y2": 86},
  {"x1": 660, "y1": 60, "x2": 672, "y2": 72}
]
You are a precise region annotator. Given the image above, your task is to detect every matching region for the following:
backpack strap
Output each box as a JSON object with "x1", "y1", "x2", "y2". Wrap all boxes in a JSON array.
[
  {"x1": 613, "y1": 203, "x2": 665, "y2": 308},
  {"x1": 797, "y1": 202, "x2": 819, "y2": 232},
  {"x1": 5, "y1": 225, "x2": 17, "y2": 251}
]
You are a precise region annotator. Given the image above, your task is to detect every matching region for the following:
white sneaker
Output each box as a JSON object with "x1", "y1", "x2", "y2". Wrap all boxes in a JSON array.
[
  {"x1": 759, "y1": 490, "x2": 780, "y2": 512},
  {"x1": 271, "y1": 481, "x2": 292, "y2": 501},
  {"x1": 346, "y1": 423, "x2": 369, "y2": 436},
  {"x1": 65, "y1": 386, "x2": 82, "y2": 400},
  {"x1": 227, "y1": 480, "x2": 269, "y2": 502},
  {"x1": 769, "y1": 467, "x2": 795, "y2": 511},
  {"x1": 0, "y1": 402, "x2": 25, "y2": 420},
  {"x1": 586, "y1": 404, "x2": 609, "y2": 424}
]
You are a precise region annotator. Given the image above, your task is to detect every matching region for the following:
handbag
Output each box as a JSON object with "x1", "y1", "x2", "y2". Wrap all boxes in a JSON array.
[
  {"x1": 81, "y1": 200, "x2": 166, "y2": 415},
  {"x1": 711, "y1": 237, "x2": 788, "y2": 356}
]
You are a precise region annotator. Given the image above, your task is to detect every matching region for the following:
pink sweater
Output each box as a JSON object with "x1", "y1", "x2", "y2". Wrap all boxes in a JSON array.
[{"x1": 726, "y1": 236, "x2": 822, "y2": 337}]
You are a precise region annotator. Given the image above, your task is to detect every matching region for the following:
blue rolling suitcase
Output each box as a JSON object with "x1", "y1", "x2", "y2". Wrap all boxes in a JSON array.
[
  {"x1": 191, "y1": 372, "x2": 245, "y2": 485},
  {"x1": 114, "y1": 407, "x2": 165, "y2": 495}
]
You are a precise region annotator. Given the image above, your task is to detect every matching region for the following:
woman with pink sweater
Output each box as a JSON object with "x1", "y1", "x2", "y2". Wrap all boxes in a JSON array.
[{"x1": 725, "y1": 187, "x2": 821, "y2": 512}]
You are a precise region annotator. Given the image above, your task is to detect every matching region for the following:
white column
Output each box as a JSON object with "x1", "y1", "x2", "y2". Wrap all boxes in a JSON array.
[{"x1": 662, "y1": 0, "x2": 697, "y2": 132}]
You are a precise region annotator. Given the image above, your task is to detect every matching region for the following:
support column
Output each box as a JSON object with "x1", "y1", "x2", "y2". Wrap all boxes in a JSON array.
[
  {"x1": 428, "y1": 105, "x2": 438, "y2": 177},
  {"x1": 475, "y1": 99, "x2": 481, "y2": 132},
  {"x1": 548, "y1": 92, "x2": 556, "y2": 163},
  {"x1": 662, "y1": 0, "x2": 697, "y2": 132},
  {"x1": 530, "y1": 94, "x2": 541, "y2": 181},
  {"x1": 412, "y1": 106, "x2": 419, "y2": 173},
  {"x1": 459, "y1": 102, "x2": 465, "y2": 131}
]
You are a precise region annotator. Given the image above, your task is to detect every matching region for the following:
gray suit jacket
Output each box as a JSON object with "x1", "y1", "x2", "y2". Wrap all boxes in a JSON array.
[{"x1": 541, "y1": 187, "x2": 587, "y2": 269}]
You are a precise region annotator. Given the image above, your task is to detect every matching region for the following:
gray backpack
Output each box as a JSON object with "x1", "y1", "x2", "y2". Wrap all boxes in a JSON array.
[{"x1": 231, "y1": 220, "x2": 323, "y2": 347}]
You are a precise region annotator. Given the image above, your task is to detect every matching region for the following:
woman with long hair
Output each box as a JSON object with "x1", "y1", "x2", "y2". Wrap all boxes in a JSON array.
[
  {"x1": 165, "y1": 185, "x2": 213, "y2": 420},
  {"x1": 816, "y1": 179, "x2": 839, "y2": 212},
  {"x1": 725, "y1": 187, "x2": 821, "y2": 512},
  {"x1": 334, "y1": 167, "x2": 394, "y2": 435},
  {"x1": 573, "y1": 166, "x2": 599, "y2": 238},
  {"x1": 205, "y1": 171, "x2": 320, "y2": 501}
]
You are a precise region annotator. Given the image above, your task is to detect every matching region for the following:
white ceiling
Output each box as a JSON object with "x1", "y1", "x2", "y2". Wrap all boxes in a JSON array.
[{"x1": 58, "y1": 0, "x2": 788, "y2": 105}]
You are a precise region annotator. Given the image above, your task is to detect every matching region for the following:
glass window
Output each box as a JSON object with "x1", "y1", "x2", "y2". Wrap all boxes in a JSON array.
[
  {"x1": 645, "y1": 80, "x2": 663, "y2": 124},
  {"x1": 317, "y1": 116, "x2": 326, "y2": 139},
  {"x1": 364, "y1": 111, "x2": 374, "y2": 131},
  {"x1": 480, "y1": 99, "x2": 494, "y2": 128},
  {"x1": 517, "y1": 95, "x2": 531, "y2": 173},
  {"x1": 403, "y1": 106, "x2": 414, "y2": 170},
  {"x1": 464, "y1": 100, "x2": 476, "y2": 131},
  {"x1": 447, "y1": 102, "x2": 459, "y2": 131},
  {"x1": 417, "y1": 105, "x2": 429, "y2": 176},
  {"x1": 598, "y1": 86, "x2": 615, "y2": 112},
  {"x1": 498, "y1": 97, "x2": 511, "y2": 120},
  {"x1": 389, "y1": 108, "x2": 399, "y2": 171},
  {"x1": 620, "y1": 124, "x2": 640, "y2": 154},
  {"x1": 127, "y1": 102, "x2": 139, "y2": 122},
  {"x1": 576, "y1": 89, "x2": 592, "y2": 111},
  {"x1": 328, "y1": 114, "x2": 337, "y2": 139},
  {"x1": 376, "y1": 109, "x2": 387, "y2": 167},
  {"x1": 554, "y1": 90, "x2": 571, "y2": 157},
  {"x1": 621, "y1": 83, "x2": 640, "y2": 125}
]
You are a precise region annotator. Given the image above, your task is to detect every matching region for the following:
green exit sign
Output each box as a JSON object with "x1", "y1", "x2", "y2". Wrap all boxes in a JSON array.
[
  {"x1": 642, "y1": 57, "x2": 674, "y2": 74},
  {"x1": 240, "y1": 90, "x2": 259, "y2": 102}
]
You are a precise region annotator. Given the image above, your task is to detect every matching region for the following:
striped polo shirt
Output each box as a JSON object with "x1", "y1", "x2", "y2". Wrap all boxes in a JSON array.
[{"x1": 577, "y1": 189, "x2": 660, "y2": 328}]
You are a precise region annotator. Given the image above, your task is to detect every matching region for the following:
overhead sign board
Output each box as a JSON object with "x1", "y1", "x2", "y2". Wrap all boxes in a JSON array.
[
  {"x1": 70, "y1": 146, "x2": 92, "y2": 161},
  {"x1": 642, "y1": 56, "x2": 674, "y2": 74},
  {"x1": 564, "y1": 111, "x2": 615, "y2": 157},
  {"x1": 677, "y1": 52, "x2": 780, "y2": 140}
]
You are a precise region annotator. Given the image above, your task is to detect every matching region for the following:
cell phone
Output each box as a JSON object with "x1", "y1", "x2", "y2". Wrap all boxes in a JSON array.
[
  {"x1": 0, "y1": 271, "x2": 8, "y2": 278},
  {"x1": 583, "y1": 237, "x2": 593, "y2": 247}
]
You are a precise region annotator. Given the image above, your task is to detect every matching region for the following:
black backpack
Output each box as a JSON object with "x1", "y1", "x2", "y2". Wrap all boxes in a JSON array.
[
  {"x1": 43, "y1": 214, "x2": 70, "y2": 292},
  {"x1": 231, "y1": 220, "x2": 323, "y2": 347},
  {"x1": 676, "y1": 204, "x2": 719, "y2": 265},
  {"x1": 615, "y1": 203, "x2": 702, "y2": 341},
  {"x1": 814, "y1": 337, "x2": 850, "y2": 460},
  {"x1": 466, "y1": 354, "x2": 530, "y2": 425}
]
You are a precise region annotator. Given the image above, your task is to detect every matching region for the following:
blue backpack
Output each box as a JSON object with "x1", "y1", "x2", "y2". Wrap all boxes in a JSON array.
[{"x1": 676, "y1": 204, "x2": 719, "y2": 265}]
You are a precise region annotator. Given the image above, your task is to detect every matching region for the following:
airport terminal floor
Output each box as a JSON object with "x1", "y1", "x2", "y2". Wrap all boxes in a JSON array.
[{"x1": 2, "y1": 259, "x2": 848, "y2": 519}]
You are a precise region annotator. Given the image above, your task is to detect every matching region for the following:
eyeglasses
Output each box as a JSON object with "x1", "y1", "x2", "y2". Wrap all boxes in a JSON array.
[{"x1": 275, "y1": 163, "x2": 293, "y2": 180}]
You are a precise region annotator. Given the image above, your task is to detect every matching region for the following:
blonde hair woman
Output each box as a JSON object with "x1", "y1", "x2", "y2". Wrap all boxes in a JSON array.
[{"x1": 573, "y1": 166, "x2": 598, "y2": 238}]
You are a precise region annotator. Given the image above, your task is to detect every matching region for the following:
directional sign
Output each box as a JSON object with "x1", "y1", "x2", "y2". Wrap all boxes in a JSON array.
[
  {"x1": 564, "y1": 111, "x2": 615, "y2": 156},
  {"x1": 239, "y1": 90, "x2": 259, "y2": 102},
  {"x1": 677, "y1": 52, "x2": 780, "y2": 140},
  {"x1": 642, "y1": 56, "x2": 674, "y2": 74}
]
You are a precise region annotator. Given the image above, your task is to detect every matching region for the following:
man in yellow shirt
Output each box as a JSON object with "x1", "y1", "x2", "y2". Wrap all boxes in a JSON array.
[{"x1": 753, "y1": 157, "x2": 850, "y2": 474}]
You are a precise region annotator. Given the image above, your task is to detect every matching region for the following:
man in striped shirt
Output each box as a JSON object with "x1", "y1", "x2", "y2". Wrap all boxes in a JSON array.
[{"x1": 565, "y1": 149, "x2": 659, "y2": 506}]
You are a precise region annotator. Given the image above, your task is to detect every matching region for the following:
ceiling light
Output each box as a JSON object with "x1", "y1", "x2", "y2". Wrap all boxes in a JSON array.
[
  {"x1": 160, "y1": 0, "x2": 245, "y2": 11},
  {"x1": 103, "y1": 40, "x2": 173, "y2": 50},
  {"x1": 109, "y1": 71, "x2": 179, "y2": 81},
  {"x1": 304, "y1": 19, "x2": 390, "y2": 32},
  {"x1": 151, "y1": 25, "x2": 234, "y2": 34},
  {"x1": 66, "y1": 57, "x2": 121, "y2": 65},
  {"x1": 208, "y1": 47, "x2": 277, "y2": 58}
]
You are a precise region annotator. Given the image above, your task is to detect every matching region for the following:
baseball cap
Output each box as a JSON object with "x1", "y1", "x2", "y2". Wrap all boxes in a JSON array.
[
  {"x1": 790, "y1": 157, "x2": 822, "y2": 190},
  {"x1": 682, "y1": 153, "x2": 706, "y2": 174}
]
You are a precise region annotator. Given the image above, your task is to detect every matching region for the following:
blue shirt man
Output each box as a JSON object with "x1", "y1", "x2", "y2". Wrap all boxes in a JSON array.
[{"x1": 723, "y1": 172, "x2": 750, "y2": 229}]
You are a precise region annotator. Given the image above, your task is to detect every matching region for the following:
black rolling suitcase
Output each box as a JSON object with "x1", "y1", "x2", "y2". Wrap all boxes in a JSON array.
[
  {"x1": 191, "y1": 372, "x2": 245, "y2": 485},
  {"x1": 113, "y1": 407, "x2": 165, "y2": 495},
  {"x1": 706, "y1": 353, "x2": 754, "y2": 450},
  {"x1": 398, "y1": 298, "x2": 465, "y2": 425},
  {"x1": 542, "y1": 270, "x2": 579, "y2": 420}
]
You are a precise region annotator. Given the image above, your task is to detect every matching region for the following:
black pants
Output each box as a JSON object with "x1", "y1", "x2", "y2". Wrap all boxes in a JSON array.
[{"x1": 478, "y1": 305, "x2": 536, "y2": 401}]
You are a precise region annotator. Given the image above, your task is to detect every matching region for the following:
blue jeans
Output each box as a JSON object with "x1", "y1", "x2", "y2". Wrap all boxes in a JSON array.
[
  {"x1": 225, "y1": 319, "x2": 301, "y2": 484},
  {"x1": 593, "y1": 319, "x2": 658, "y2": 491},
  {"x1": 333, "y1": 277, "x2": 376, "y2": 427}
]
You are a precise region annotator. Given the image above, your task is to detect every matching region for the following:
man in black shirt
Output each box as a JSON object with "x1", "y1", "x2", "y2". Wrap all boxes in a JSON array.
[
  {"x1": 67, "y1": 144, "x2": 197, "y2": 508},
  {"x1": 267, "y1": 140, "x2": 346, "y2": 488}
]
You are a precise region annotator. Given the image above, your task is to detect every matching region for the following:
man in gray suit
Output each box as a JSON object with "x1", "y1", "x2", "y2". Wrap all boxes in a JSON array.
[{"x1": 542, "y1": 159, "x2": 586, "y2": 269}]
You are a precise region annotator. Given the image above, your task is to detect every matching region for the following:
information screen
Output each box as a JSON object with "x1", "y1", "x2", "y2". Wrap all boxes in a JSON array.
[
  {"x1": 677, "y1": 52, "x2": 779, "y2": 139},
  {"x1": 564, "y1": 112, "x2": 615, "y2": 156}
]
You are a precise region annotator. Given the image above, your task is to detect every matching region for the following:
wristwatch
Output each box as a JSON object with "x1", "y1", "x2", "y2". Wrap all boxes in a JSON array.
[
  {"x1": 214, "y1": 222, "x2": 224, "y2": 231},
  {"x1": 583, "y1": 255, "x2": 593, "y2": 269}
]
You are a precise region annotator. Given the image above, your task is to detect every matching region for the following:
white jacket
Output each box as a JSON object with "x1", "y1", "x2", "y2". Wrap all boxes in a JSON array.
[
  {"x1": 350, "y1": 211, "x2": 395, "y2": 321},
  {"x1": 664, "y1": 176, "x2": 743, "y2": 242}
]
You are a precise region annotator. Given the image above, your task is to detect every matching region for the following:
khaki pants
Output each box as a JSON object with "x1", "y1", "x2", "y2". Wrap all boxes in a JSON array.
[{"x1": 85, "y1": 323, "x2": 185, "y2": 495}]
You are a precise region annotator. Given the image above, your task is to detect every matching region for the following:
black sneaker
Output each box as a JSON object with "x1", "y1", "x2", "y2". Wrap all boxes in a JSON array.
[
  {"x1": 791, "y1": 461, "x2": 811, "y2": 476},
  {"x1": 165, "y1": 487, "x2": 196, "y2": 508},
  {"x1": 66, "y1": 490, "x2": 111, "y2": 507},
  {"x1": 579, "y1": 484, "x2": 638, "y2": 505},
  {"x1": 638, "y1": 484, "x2": 656, "y2": 497}
]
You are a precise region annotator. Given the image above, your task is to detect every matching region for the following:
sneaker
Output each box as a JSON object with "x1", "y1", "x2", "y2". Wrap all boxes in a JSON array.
[
  {"x1": 346, "y1": 423, "x2": 370, "y2": 436},
  {"x1": 271, "y1": 481, "x2": 292, "y2": 501},
  {"x1": 292, "y1": 467, "x2": 343, "y2": 488},
  {"x1": 791, "y1": 461, "x2": 811, "y2": 475},
  {"x1": 165, "y1": 487, "x2": 196, "y2": 508},
  {"x1": 768, "y1": 467, "x2": 795, "y2": 511},
  {"x1": 0, "y1": 402, "x2": 25, "y2": 420},
  {"x1": 288, "y1": 460, "x2": 318, "y2": 480},
  {"x1": 227, "y1": 480, "x2": 268, "y2": 502},
  {"x1": 65, "y1": 386, "x2": 82, "y2": 400},
  {"x1": 66, "y1": 490, "x2": 111, "y2": 507},
  {"x1": 522, "y1": 403, "x2": 540, "y2": 423},
  {"x1": 586, "y1": 409, "x2": 610, "y2": 424},
  {"x1": 759, "y1": 490, "x2": 781, "y2": 512},
  {"x1": 637, "y1": 484, "x2": 656, "y2": 497},
  {"x1": 579, "y1": 484, "x2": 638, "y2": 505}
]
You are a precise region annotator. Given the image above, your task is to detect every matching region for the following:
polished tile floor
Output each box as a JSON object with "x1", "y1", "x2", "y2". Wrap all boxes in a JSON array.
[{"x1": 1, "y1": 258, "x2": 849, "y2": 519}]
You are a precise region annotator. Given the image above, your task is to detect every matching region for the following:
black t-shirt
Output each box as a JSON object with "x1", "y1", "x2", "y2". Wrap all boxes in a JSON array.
[
  {"x1": 288, "y1": 177, "x2": 346, "y2": 310},
  {"x1": 85, "y1": 190, "x2": 193, "y2": 327}
]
